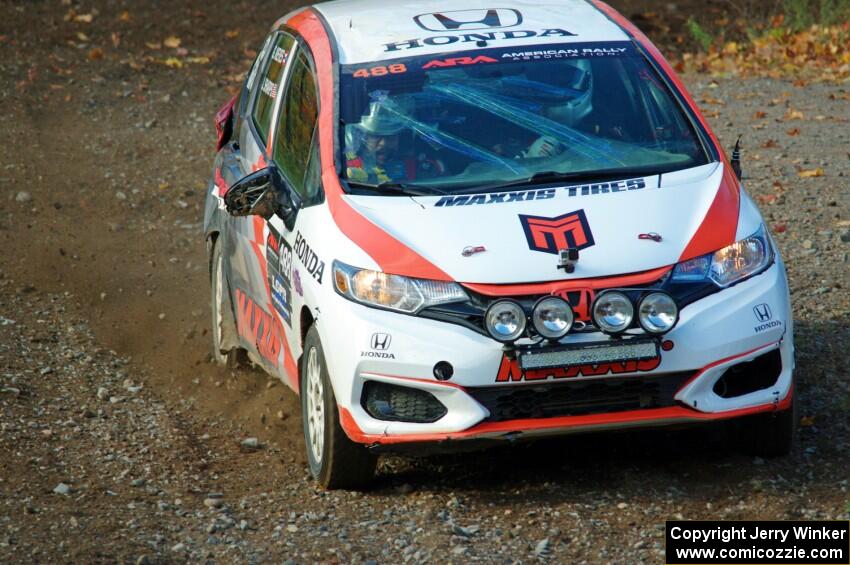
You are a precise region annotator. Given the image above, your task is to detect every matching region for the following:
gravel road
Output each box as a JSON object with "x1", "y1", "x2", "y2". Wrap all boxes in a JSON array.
[{"x1": 1, "y1": 0, "x2": 848, "y2": 562}]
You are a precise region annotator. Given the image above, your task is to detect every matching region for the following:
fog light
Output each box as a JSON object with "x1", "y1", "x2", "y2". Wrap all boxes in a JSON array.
[
  {"x1": 484, "y1": 300, "x2": 527, "y2": 343},
  {"x1": 433, "y1": 361, "x2": 454, "y2": 381},
  {"x1": 637, "y1": 292, "x2": 678, "y2": 334},
  {"x1": 592, "y1": 291, "x2": 634, "y2": 334},
  {"x1": 531, "y1": 296, "x2": 574, "y2": 340},
  {"x1": 362, "y1": 381, "x2": 447, "y2": 423}
]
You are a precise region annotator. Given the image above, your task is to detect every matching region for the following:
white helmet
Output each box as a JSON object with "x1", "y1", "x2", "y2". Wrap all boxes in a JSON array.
[
  {"x1": 544, "y1": 59, "x2": 593, "y2": 127},
  {"x1": 356, "y1": 98, "x2": 408, "y2": 135},
  {"x1": 345, "y1": 97, "x2": 412, "y2": 153}
]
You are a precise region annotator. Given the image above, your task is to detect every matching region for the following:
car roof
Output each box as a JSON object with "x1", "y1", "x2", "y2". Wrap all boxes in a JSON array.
[{"x1": 311, "y1": 0, "x2": 630, "y2": 64}]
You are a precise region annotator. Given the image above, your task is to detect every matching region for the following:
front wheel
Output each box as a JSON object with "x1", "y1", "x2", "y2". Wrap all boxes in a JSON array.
[
  {"x1": 301, "y1": 326, "x2": 377, "y2": 489},
  {"x1": 736, "y1": 389, "x2": 798, "y2": 457}
]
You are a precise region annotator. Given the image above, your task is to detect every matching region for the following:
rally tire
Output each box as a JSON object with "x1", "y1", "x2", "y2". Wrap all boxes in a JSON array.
[
  {"x1": 301, "y1": 326, "x2": 377, "y2": 489},
  {"x1": 737, "y1": 389, "x2": 798, "y2": 458},
  {"x1": 209, "y1": 237, "x2": 247, "y2": 369}
]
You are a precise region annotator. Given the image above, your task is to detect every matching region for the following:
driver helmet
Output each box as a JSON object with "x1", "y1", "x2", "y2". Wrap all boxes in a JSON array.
[
  {"x1": 345, "y1": 96, "x2": 410, "y2": 153},
  {"x1": 543, "y1": 59, "x2": 593, "y2": 127}
]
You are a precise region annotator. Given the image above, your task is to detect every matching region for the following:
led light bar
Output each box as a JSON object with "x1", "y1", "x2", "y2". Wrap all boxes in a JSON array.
[{"x1": 518, "y1": 339, "x2": 659, "y2": 371}]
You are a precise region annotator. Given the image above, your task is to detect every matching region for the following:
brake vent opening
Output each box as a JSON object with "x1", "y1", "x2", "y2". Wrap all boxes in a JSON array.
[
  {"x1": 361, "y1": 381, "x2": 448, "y2": 423},
  {"x1": 713, "y1": 349, "x2": 782, "y2": 398}
]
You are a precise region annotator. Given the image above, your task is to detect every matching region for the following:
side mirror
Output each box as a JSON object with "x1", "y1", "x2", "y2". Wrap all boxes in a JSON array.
[
  {"x1": 730, "y1": 135, "x2": 743, "y2": 181},
  {"x1": 223, "y1": 166, "x2": 295, "y2": 224}
]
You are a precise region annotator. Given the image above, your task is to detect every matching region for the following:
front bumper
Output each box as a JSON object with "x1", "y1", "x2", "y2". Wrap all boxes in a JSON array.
[{"x1": 319, "y1": 261, "x2": 794, "y2": 446}]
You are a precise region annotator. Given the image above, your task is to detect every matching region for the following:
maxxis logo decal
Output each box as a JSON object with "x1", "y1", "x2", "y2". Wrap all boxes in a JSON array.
[
  {"x1": 496, "y1": 354, "x2": 661, "y2": 382},
  {"x1": 236, "y1": 289, "x2": 282, "y2": 368},
  {"x1": 519, "y1": 209, "x2": 595, "y2": 255},
  {"x1": 432, "y1": 178, "x2": 647, "y2": 207}
]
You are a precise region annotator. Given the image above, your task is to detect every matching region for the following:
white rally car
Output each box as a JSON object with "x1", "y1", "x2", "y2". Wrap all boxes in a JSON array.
[{"x1": 204, "y1": 0, "x2": 795, "y2": 488}]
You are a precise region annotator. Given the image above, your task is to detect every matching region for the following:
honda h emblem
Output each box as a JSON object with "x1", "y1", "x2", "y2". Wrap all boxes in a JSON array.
[
  {"x1": 370, "y1": 333, "x2": 392, "y2": 351},
  {"x1": 753, "y1": 303, "x2": 772, "y2": 323},
  {"x1": 414, "y1": 8, "x2": 522, "y2": 32},
  {"x1": 519, "y1": 209, "x2": 595, "y2": 255},
  {"x1": 555, "y1": 289, "x2": 596, "y2": 322}
]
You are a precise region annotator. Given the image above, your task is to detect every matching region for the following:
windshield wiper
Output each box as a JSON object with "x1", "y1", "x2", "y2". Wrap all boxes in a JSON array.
[
  {"x1": 346, "y1": 180, "x2": 448, "y2": 196},
  {"x1": 459, "y1": 166, "x2": 671, "y2": 195}
]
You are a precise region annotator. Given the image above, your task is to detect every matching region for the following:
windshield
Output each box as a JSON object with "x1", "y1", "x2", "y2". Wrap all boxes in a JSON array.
[{"x1": 339, "y1": 41, "x2": 710, "y2": 193}]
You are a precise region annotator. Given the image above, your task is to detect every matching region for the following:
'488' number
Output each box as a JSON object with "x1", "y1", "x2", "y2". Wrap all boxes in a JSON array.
[{"x1": 352, "y1": 64, "x2": 407, "y2": 78}]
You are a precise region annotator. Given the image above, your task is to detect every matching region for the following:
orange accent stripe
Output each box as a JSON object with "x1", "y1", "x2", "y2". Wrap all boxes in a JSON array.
[
  {"x1": 462, "y1": 265, "x2": 671, "y2": 296},
  {"x1": 678, "y1": 162, "x2": 741, "y2": 261},
  {"x1": 339, "y1": 339, "x2": 791, "y2": 445},
  {"x1": 338, "y1": 393, "x2": 792, "y2": 445},
  {"x1": 360, "y1": 372, "x2": 468, "y2": 391},
  {"x1": 214, "y1": 168, "x2": 228, "y2": 196},
  {"x1": 287, "y1": 9, "x2": 452, "y2": 281},
  {"x1": 248, "y1": 216, "x2": 299, "y2": 390},
  {"x1": 251, "y1": 154, "x2": 267, "y2": 173}
]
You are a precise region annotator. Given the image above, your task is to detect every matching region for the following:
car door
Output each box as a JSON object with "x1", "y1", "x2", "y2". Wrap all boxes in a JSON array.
[
  {"x1": 263, "y1": 45, "x2": 323, "y2": 389},
  {"x1": 224, "y1": 31, "x2": 298, "y2": 376}
]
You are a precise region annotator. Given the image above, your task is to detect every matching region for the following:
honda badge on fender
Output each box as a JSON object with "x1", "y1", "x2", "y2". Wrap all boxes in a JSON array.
[{"x1": 370, "y1": 333, "x2": 392, "y2": 351}]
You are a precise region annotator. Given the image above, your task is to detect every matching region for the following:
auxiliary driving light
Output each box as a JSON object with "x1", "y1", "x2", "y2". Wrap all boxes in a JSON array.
[
  {"x1": 638, "y1": 292, "x2": 679, "y2": 334},
  {"x1": 592, "y1": 291, "x2": 634, "y2": 334},
  {"x1": 484, "y1": 300, "x2": 527, "y2": 342},
  {"x1": 531, "y1": 296, "x2": 574, "y2": 340}
]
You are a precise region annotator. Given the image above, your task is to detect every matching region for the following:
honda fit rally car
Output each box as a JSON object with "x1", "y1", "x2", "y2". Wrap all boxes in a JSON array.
[{"x1": 204, "y1": 0, "x2": 796, "y2": 488}]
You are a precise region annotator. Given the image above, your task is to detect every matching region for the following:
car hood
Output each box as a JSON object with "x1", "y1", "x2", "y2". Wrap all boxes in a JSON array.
[{"x1": 344, "y1": 163, "x2": 727, "y2": 284}]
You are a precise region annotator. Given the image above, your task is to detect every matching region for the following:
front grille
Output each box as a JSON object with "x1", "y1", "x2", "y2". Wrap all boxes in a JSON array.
[{"x1": 468, "y1": 372, "x2": 693, "y2": 422}]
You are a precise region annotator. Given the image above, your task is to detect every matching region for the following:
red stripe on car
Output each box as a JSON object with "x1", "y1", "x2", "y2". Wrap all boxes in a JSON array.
[
  {"x1": 338, "y1": 339, "x2": 791, "y2": 445},
  {"x1": 338, "y1": 394, "x2": 792, "y2": 445},
  {"x1": 678, "y1": 163, "x2": 741, "y2": 261},
  {"x1": 287, "y1": 9, "x2": 452, "y2": 281},
  {"x1": 462, "y1": 265, "x2": 671, "y2": 296},
  {"x1": 214, "y1": 167, "x2": 228, "y2": 196},
  {"x1": 248, "y1": 216, "x2": 299, "y2": 390}
]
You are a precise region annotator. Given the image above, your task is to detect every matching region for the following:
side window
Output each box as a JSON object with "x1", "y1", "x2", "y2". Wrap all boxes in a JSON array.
[
  {"x1": 252, "y1": 33, "x2": 295, "y2": 146},
  {"x1": 242, "y1": 34, "x2": 273, "y2": 113},
  {"x1": 272, "y1": 52, "x2": 320, "y2": 202}
]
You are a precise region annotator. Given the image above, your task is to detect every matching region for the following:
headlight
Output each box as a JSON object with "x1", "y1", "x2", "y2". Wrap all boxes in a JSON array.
[
  {"x1": 484, "y1": 300, "x2": 527, "y2": 342},
  {"x1": 592, "y1": 291, "x2": 634, "y2": 334},
  {"x1": 637, "y1": 292, "x2": 678, "y2": 334},
  {"x1": 531, "y1": 296, "x2": 574, "y2": 340},
  {"x1": 672, "y1": 225, "x2": 773, "y2": 287},
  {"x1": 333, "y1": 261, "x2": 467, "y2": 314}
]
